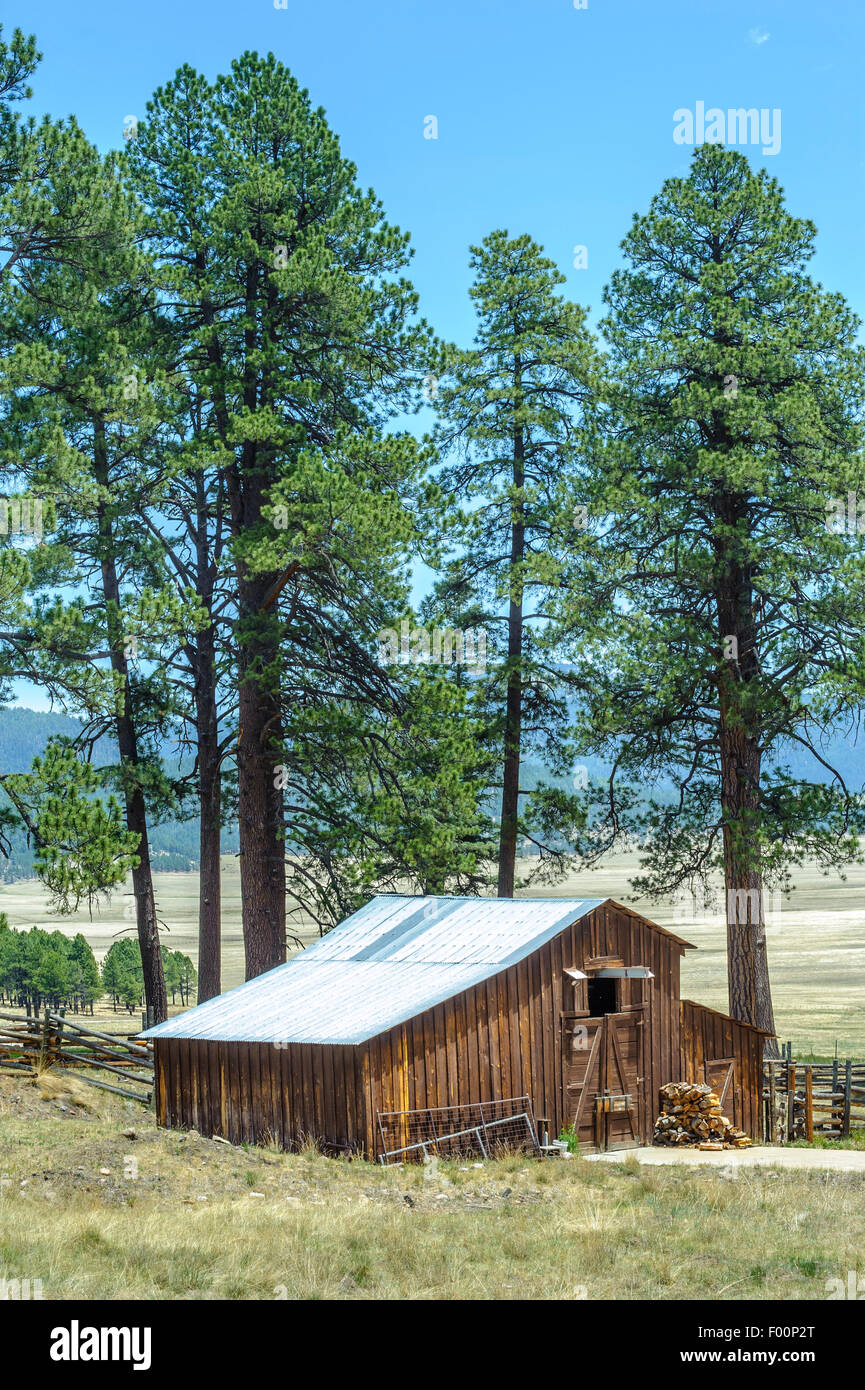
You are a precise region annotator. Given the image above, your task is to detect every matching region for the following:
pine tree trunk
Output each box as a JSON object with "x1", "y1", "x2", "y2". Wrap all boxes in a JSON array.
[
  {"x1": 93, "y1": 418, "x2": 167, "y2": 1023},
  {"x1": 99, "y1": 650, "x2": 166, "y2": 1026},
  {"x1": 721, "y1": 730, "x2": 776, "y2": 1038},
  {"x1": 497, "y1": 668, "x2": 522, "y2": 896},
  {"x1": 717, "y1": 593, "x2": 777, "y2": 1051},
  {"x1": 236, "y1": 570, "x2": 286, "y2": 979},
  {"x1": 125, "y1": 792, "x2": 167, "y2": 1023},
  {"x1": 194, "y1": 586, "x2": 222, "y2": 1003},
  {"x1": 222, "y1": 260, "x2": 287, "y2": 981},
  {"x1": 497, "y1": 396, "x2": 525, "y2": 898}
]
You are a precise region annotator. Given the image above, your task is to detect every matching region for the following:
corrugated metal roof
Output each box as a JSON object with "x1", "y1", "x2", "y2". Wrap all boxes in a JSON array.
[{"x1": 142, "y1": 894, "x2": 606, "y2": 1046}]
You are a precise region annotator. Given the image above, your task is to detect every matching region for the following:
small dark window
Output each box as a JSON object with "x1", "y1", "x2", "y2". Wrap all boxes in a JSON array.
[{"x1": 587, "y1": 975, "x2": 618, "y2": 1017}]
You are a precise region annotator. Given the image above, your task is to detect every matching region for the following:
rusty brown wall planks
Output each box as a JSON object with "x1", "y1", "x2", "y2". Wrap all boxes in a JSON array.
[
  {"x1": 156, "y1": 1038, "x2": 370, "y2": 1152},
  {"x1": 154, "y1": 1042, "x2": 167, "y2": 1127},
  {"x1": 679, "y1": 998, "x2": 766, "y2": 1135}
]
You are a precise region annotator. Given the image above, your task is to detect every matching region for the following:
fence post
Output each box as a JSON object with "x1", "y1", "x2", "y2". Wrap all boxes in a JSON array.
[
  {"x1": 39, "y1": 1007, "x2": 51, "y2": 1070},
  {"x1": 804, "y1": 1066, "x2": 813, "y2": 1143},
  {"x1": 786, "y1": 1061, "x2": 796, "y2": 1141},
  {"x1": 767, "y1": 1066, "x2": 776, "y2": 1145},
  {"x1": 843, "y1": 1059, "x2": 852, "y2": 1138}
]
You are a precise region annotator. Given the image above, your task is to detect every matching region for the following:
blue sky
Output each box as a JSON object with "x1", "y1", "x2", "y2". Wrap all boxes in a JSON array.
[
  {"x1": 6, "y1": 0, "x2": 864, "y2": 344},
  {"x1": 5, "y1": 0, "x2": 865, "y2": 708}
]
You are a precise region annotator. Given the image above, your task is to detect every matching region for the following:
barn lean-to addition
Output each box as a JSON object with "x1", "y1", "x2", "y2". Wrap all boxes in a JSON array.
[{"x1": 142, "y1": 895, "x2": 768, "y2": 1159}]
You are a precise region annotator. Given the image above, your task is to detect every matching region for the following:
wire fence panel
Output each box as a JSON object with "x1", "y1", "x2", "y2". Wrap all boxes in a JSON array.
[{"x1": 377, "y1": 1095, "x2": 539, "y2": 1164}]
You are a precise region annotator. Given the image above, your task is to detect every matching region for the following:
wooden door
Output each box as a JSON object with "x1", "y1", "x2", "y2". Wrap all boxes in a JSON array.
[
  {"x1": 562, "y1": 1011, "x2": 645, "y2": 1151},
  {"x1": 563, "y1": 1016, "x2": 605, "y2": 1149}
]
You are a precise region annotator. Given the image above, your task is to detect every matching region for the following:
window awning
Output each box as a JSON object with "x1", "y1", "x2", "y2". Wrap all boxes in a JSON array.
[{"x1": 593, "y1": 966, "x2": 654, "y2": 979}]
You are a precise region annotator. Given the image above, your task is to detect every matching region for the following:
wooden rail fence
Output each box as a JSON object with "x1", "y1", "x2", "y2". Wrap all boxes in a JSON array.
[
  {"x1": 763, "y1": 1059, "x2": 865, "y2": 1143},
  {"x1": 0, "y1": 1008, "x2": 153, "y2": 1104}
]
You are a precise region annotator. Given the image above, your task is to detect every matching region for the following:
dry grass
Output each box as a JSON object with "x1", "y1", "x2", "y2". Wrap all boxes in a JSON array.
[
  {"x1": 31, "y1": 1068, "x2": 96, "y2": 1109},
  {"x1": 1, "y1": 1075, "x2": 863, "y2": 1300}
]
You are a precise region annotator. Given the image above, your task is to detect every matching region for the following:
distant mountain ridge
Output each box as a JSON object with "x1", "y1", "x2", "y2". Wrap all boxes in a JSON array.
[
  {"x1": 0, "y1": 706, "x2": 93, "y2": 773},
  {"x1": 0, "y1": 705, "x2": 238, "y2": 881}
]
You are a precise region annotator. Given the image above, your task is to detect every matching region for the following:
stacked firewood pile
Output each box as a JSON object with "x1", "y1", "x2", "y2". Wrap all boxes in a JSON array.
[{"x1": 653, "y1": 1081, "x2": 752, "y2": 1149}]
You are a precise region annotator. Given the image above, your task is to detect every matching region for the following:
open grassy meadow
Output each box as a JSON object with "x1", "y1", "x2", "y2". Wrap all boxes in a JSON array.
[
  {"x1": 0, "y1": 1070, "x2": 863, "y2": 1301},
  {"x1": 1, "y1": 851, "x2": 863, "y2": 1056}
]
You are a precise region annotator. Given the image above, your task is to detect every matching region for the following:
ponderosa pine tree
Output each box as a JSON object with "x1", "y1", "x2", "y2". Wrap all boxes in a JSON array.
[
  {"x1": 0, "y1": 21, "x2": 131, "y2": 708},
  {"x1": 562, "y1": 146, "x2": 865, "y2": 1040},
  {"x1": 127, "y1": 360, "x2": 233, "y2": 1003},
  {"x1": 0, "y1": 149, "x2": 198, "y2": 1022},
  {"x1": 0, "y1": 29, "x2": 183, "y2": 1019},
  {"x1": 118, "y1": 75, "x2": 234, "y2": 1002},
  {"x1": 432, "y1": 231, "x2": 599, "y2": 897},
  {"x1": 126, "y1": 55, "x2": 433, "y2": 978}
]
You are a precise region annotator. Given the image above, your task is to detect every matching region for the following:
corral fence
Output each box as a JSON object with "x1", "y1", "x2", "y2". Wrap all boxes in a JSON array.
[
  {"x1": 763, "y1": 1058, "x2": 865, "y2": 1143},
  {"x1": 0, "y1": 1008, "x2": 153, "y2": 1104},
  {"x1": 377, "y1": 1095, "x2": 540, "y2": 1165}
]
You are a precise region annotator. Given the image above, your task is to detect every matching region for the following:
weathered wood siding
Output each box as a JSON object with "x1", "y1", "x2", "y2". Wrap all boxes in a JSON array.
[
  {"x1": 153, "y1": 1038, "x2": 366, "y2": 1152},
  {"x1": 679, "y1": 999, "x2": 766, "y2": 1139}
]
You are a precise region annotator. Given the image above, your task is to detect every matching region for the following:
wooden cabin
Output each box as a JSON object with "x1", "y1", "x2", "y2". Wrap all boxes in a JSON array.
[{"x1": 143, "y1": 895, "x2": 768, "y2": 1158}]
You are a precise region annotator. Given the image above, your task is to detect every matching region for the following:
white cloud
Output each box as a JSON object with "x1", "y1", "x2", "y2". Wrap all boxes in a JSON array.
[{"x1": 749, "y1": 27, "x2": 770, "y2": 45}]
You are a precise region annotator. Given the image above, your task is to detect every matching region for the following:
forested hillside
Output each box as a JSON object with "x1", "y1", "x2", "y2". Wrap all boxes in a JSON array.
[{"x1": 0, "y1": 707, "x2": 238, "y2": 880}]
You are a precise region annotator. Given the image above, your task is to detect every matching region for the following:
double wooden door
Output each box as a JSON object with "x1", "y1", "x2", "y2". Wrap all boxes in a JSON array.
[{"x1": 563, "y1": 1010, "x2": 646, "y2": 1151}]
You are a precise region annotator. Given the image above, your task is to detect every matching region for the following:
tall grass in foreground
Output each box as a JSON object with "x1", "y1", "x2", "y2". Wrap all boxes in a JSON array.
[{"x1": 1, "y1": 1084, "x2": 863, "y2": 1299}]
